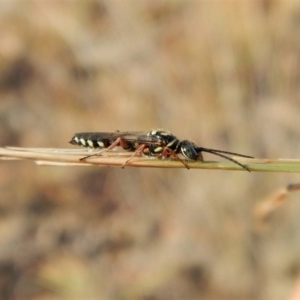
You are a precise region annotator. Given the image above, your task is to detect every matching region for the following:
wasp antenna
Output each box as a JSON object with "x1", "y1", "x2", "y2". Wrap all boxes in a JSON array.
[
  {"x1": 200, "y1": 149, "x2": 251, "y2": 172},
  {"x1": 198, "y1": 147, "x2": 253, "y2": 159}
]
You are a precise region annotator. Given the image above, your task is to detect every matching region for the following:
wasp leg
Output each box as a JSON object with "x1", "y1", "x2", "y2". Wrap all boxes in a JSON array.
[
  {"x1": 121, "y1": 144, "x2": 147, "y2": 168},
  {"x1": 161, "y1": 148, "x2": 190, "y2": 169},
  {"x1": 80, "y1": 137, "x2": 125, "y2": 161}
]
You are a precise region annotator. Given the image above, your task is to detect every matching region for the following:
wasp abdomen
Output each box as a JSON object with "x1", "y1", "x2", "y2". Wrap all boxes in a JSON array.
[{"x1": 70, "y1": 135, "x2": 110, "y2": 148}]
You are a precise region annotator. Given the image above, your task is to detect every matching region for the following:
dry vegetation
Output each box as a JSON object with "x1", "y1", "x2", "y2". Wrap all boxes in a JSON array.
[{"x1": 1, "y1": 1, "x2": 300, "y2": 299}]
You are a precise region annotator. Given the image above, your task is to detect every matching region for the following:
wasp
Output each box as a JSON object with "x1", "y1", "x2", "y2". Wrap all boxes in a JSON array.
[{"x1": 70, "y1": 130, "x2": 253, "y2": 171}]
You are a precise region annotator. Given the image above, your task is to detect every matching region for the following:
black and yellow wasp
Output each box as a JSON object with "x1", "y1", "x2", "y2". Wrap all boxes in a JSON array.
[{"x1": 70, "y1": 130, "x2": 253, "y2": 171}]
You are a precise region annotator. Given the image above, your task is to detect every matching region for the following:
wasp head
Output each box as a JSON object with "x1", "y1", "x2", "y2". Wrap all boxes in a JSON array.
[{"x1": 179, "y1": 140, "x2": 203, "y2": 161}]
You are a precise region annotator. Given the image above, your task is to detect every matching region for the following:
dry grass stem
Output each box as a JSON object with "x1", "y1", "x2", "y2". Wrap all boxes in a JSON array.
[
  {"x1": 1, "y1": 146, "x2": 300, "y2": 172},
  {"x1": 255, "y1": 183, "x2": 300, "y2": 219}
]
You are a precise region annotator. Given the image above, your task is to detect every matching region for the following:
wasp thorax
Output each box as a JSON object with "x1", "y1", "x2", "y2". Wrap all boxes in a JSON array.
[{"x1": 146, "y1": 130, "x2": 180, "y2": 155}]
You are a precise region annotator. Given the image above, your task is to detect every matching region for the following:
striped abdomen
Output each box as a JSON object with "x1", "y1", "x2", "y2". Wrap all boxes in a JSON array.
[{"x1": 70, "y1": 134, "x2": 111, "y2": 148}]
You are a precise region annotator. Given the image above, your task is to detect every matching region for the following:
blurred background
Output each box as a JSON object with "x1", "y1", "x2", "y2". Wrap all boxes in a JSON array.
[{"x1": 1, "y1": 1, "x2": 300, "y2": 299}]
